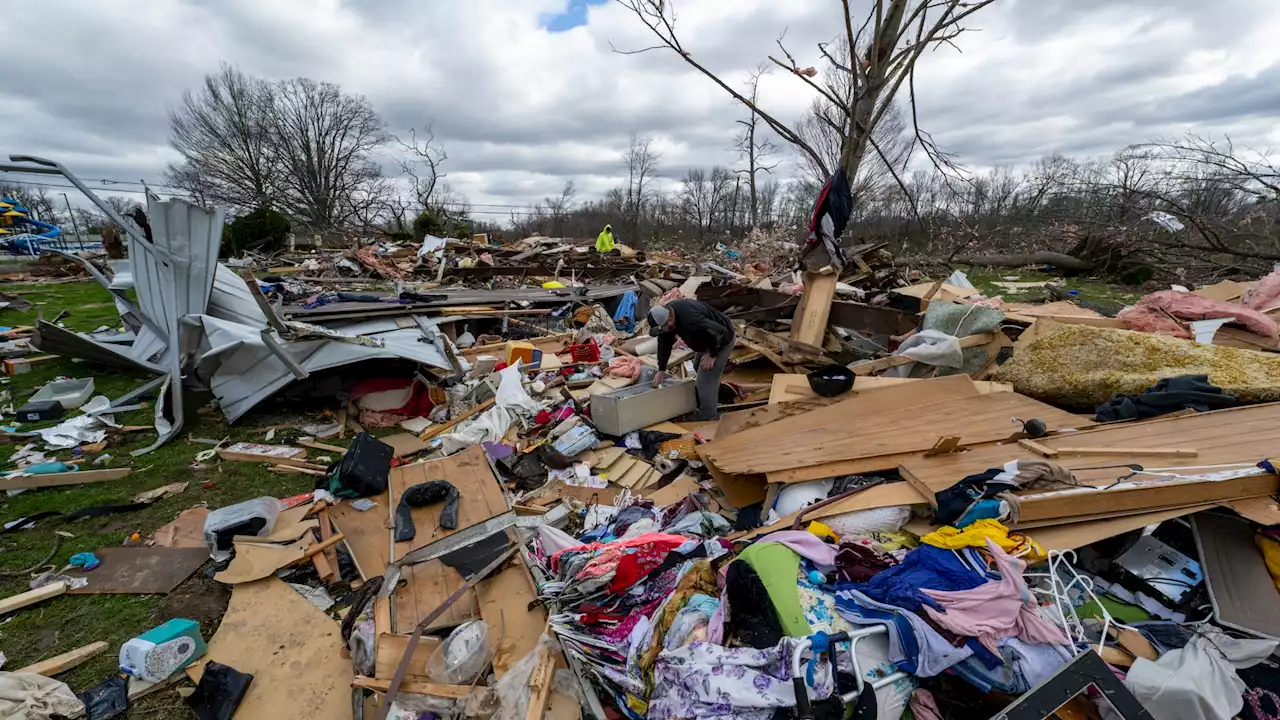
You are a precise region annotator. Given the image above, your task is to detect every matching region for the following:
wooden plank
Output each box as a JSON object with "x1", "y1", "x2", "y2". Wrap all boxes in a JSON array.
[
  {"x1": 373, "y1": 634, "x2": 442, "y2": 683},
  {"x1": 707, "y1": 391, "x2": 1086, "y2": 476},
  {"x1": 188, "y1": 577, "x2": 353, "y2": 720},
  {"x1": 705, "y1": 375, "x2": 979, "y2": 461},
  {"x1": 1055, "y1": 447, "x2": 1198, "y2": 458},
  {"x1": 301, "y1": 440, "x2": 348, "y2": 453},
  {"x1": 387, "y1": 447, "x2": 505, "y2": 633},
  {"x1": 215, "y1": 535, "x2": 344, "y2": 584},
  {"x1": 765, "y1": 450, "x2": 935, "y2": 485},
  {"x1": 17, "y1": 641, "x2": 108, "y2": 676},
  {"x1": 352, "y1": 676, "x2": 472, "y2": 699},
  {"x1": 394, "y1": 559, "x2": 479, "y2": 633},
  {"x1": 644, "y1": 474, "x2": 701, "y2": 507},
  {"x1": 1028, "y1": 505, "x2": 1216, "y2": 552},
  {"x1": 899, "y1": 402, "x2": 1280, "y2": 501},
  {"x1": 1018, "y1": 438, "x2": 1059, "y2": 458},
  {"x1": 419, "y1": 399, "x2": 496, "y2": 441},
  {"x1": 314, "y1": 507, "x2": 340, "y2": 584},
  {"x1": 525, "y1": 645, "x2": 556, "y2": 720},
  {"x1": 0, "y1": 467, "x2": 129, "y2": 491},
  {"x1": 791, "y1": 272, "x2": 838, "y2": 346},
  {"x1": 329, "y1": 493, "x2": 391, "y2": 581}
]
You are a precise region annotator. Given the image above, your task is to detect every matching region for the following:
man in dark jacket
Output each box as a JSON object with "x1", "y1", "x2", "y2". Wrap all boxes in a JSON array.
[{"x1": 647, "y1": 299, "x2": 736, "y2": 420}]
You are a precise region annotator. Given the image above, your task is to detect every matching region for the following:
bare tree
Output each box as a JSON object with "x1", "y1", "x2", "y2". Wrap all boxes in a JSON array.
[
  {"x1": 394, "y1": 124, "x2": 448, "y2": 210},
  {"x1": 165, "y1": 64, "x2": 277, "y2": 212},
  {"x1": 270, "y1": 78, "x2": 388, "y2": 229},
  {"x1": 614, "y1": 0, "x2": 1000, "y2": 253},
  {"x1": 624, "y1": 132, "x2": 661, "y2": 241},
  {"x1": 732, "y1": 65, "x2": 782, "y2": 229},
  {"x1": 545, "y1": 181, "x2": 577, "y2": 236},
  {"x1": 679, "y1": 166, "x2": 734, "y2": 241}
]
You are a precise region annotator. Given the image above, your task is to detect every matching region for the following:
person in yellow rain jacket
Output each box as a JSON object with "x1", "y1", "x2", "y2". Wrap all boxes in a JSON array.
[{"x1": 595, "y1": 224, "x2": 616, "y2": 253}]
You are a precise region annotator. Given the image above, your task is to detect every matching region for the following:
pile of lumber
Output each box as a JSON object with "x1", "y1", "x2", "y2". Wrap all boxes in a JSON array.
[{"x1": 702, "y1": 373, "x2": 1280, "y2": 553}]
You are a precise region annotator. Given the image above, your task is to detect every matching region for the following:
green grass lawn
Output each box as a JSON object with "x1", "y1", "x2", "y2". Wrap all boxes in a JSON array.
[
  {"x1": 0, "y1": 279, "x2": 325, "y2": 716},
  {"x1": 959, "y1": 266, "x2": 1147, "y2": 308}
]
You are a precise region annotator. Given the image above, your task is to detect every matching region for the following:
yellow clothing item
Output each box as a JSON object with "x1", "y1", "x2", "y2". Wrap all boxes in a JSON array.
[
  {"x1": 921, "y1": 519, "x2": 1046, "y2": 562},
  {"x1": 1257, "y1": 534, "x2": 1280, "y2": 592},
  {"x1": 595, "y1": 227, "x2": 615, "y2": 252}
]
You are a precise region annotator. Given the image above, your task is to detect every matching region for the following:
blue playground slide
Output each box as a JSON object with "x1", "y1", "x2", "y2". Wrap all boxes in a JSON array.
[{"x1": 1, "y1": 196, "x2": 62, "y2": 254}]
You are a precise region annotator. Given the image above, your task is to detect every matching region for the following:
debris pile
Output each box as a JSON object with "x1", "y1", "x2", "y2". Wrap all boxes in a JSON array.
[{"x1": 8, "y1": 156, "x2": 1280, "y2": 720}]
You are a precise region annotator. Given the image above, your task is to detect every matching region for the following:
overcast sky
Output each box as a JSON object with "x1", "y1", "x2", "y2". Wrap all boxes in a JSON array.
[{"x1": 2, "y1": 0, "x2": 1278, "y2": 219}]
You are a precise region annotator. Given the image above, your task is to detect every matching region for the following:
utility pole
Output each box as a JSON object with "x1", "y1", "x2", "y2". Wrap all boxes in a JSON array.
[{"x1": 62, "y1": 193, "x2": 84, "y2": 251}]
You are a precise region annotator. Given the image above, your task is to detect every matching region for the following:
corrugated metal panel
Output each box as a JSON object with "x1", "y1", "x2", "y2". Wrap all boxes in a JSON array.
[
  {"x1": 208, "y1": 265, "x2": 269, "y2": 326},
  {"x1": 195, "y1": 316, "x2": 452, "y2": 421}
]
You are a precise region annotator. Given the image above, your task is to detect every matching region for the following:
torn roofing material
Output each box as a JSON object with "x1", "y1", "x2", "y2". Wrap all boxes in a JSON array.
[{"x1": 195, "y1": 315, "x2": 452, "y2": 422}]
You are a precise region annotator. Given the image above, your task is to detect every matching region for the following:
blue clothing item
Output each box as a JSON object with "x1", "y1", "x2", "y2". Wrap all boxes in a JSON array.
[
  {"x1": 851, "y1": 544, "x2": 988, "y2": 613},
  {"x1": 949, "y1": 638, "x2": 1072, "y2": 694},
  {"x1": 832, "y1": 587, "x2": 974, "y2": 678},
  {"x1": 956, "y1": 498, "x2": 1006, "y2": 527},
  {"x1": 613, "y1": 291, "x2": 638, "y2": 333}
]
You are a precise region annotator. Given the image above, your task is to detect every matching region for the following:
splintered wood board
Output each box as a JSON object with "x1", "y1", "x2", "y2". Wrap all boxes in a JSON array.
[
  {"x1": 389, "y1": 446, "x2": 506, "y2": 632},
  {"x1": 898, "y1": 402, "x2": 1280, "y2": 522},
  {"x1": 705, "y1": 375, "x2": 979, "y2": 462},
  {"x1": 188, "y1": 577, "x2": 353, "y2": 720},
  {"x1": 791, "y1": 272, "x2": 838, "y2": 347},
  {"x1": 328, "y1": 492, "x2": 391, "y2": 581},
  {"x1": 708, "y1": 389, "x2": 1086, "y2": 476}
]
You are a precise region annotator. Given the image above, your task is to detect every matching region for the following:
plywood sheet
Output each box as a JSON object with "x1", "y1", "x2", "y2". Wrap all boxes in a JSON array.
[
  {"x1": 710, "y1": 390, "x2": 1085, "y2": 476},
  {"x1": 188, "y1": 577, "x2": 353, "y2": 720},
  {"x1": 644, "y1": 474, "x2": 701, "y2": 507},
  {"x1": 707, "y1": 375, "x2": 979, "y2": 461},
  {"x1": 152, "y1": 507, "x2": 209, "y2": 549},
  {"x1": 328, "y1": 492, "x2": 391, "y2": 580},
  {"x1": 899, "y1": 402, "x2": 1280, "y2": 522},
  {"x1": 67, "y1": 547, "x2": 207, "y2": 594},
  {"x1": 1028, "y1": 504, "x2": 1215, "y2": 552},
  {"x1": 215, "y1": 538, "x2": 311, "y2": 584},
  {"x1": 1225, "y1": 496, "x2": 1280, "y2": 526},
  {"x1": 391, "y1": 445, "x2": 509, "y2": 555},
  {"x1": 382, "y1": 432, "x2": 431, "y2": 458},
  {"x1": 393, "y1": 558, "x2": 479, "y2": 632}
]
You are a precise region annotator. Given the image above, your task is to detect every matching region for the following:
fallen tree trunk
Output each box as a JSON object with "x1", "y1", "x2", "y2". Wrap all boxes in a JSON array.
[{"x1": 955, "y1": 251, "x2": 1094, "y2": 273}]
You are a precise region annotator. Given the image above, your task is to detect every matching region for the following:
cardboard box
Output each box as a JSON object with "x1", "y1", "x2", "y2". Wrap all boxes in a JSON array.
[{"x1": 592, "y1": 380, "x2": 696, "y2": 436}]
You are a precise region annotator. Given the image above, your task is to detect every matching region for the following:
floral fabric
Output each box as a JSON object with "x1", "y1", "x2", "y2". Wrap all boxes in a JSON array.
[{"x1": 648, "y1": 638, "x2": 835, "y2": 720}]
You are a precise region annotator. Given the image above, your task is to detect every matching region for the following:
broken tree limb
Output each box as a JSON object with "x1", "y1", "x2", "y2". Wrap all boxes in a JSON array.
[{"x1": 954, "y1": 251, "x2": 1093, "y2": 273}]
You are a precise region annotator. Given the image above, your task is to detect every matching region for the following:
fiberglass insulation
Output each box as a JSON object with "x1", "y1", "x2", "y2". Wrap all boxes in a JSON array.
[{"x1": 995, "y1": 324, "x2": 1280, "y2": 408}]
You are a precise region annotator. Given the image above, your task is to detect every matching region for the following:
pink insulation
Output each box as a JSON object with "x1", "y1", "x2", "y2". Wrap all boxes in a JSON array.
[
  {"x1": 1118, "y1": 290, "x2": 1280, "y2": 342},
  {"x1": 1243, "y1": 269, "x2": 1280, "y2": 312}
]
